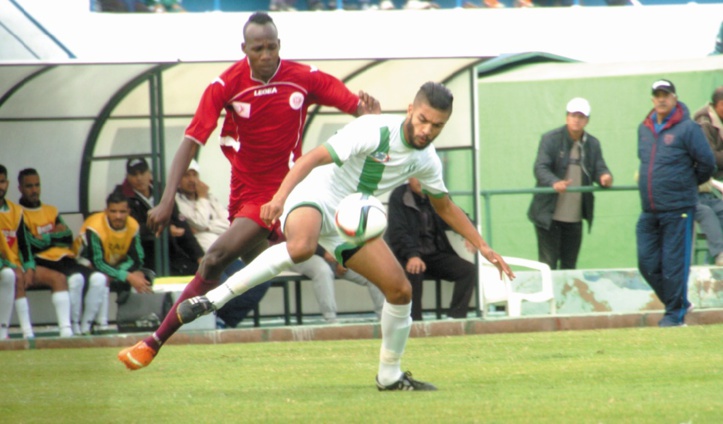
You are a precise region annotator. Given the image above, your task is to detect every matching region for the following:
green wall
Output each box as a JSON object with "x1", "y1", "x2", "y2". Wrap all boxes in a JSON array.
[{"x1": 475, "y1": 61, "x2": 723, "y2": 268}]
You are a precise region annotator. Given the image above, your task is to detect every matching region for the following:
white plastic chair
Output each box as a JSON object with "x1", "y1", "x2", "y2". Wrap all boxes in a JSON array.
[{"x1": 478, "y1": 255, "x2": 556, "y2": 318}]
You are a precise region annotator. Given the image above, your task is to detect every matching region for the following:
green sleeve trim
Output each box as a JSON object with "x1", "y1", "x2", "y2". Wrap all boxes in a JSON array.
[
  {"x1": 323, "y1": 143, "x2": 343, "y2": 166},
  {"x1": 423, "y1": 190, "x2": 448, "y2": 199}
]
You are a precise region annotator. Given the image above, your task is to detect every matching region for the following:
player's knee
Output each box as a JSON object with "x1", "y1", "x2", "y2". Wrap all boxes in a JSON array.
[
  {"x1": 384, "y1": 279, "x2": 412, "y2": 304},
  {"x1": 286, "y1": 240, "x2": 315, "y2": 264},
  {"x1": 0, "y1": 267, "x2": 14, "y2": 286},
  {"x1": 200, "y1": 247, "x2": 230, "y2": 274},
  {"x1": 88, "y1": 272, "x2": 106, "y2": 290},
  {"x1": 68, "y1": 273, "x2": 84, "y2": 290}
]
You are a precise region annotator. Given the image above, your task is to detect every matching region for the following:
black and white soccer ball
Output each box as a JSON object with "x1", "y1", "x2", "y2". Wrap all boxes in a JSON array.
[{"x1": 334, "y1": 193, "x2": 387, "y2": 246}]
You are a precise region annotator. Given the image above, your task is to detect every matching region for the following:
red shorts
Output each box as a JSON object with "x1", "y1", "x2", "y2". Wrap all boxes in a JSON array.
[{"x1": 233, "y1": 202, "x2": 280, "y2": 233}]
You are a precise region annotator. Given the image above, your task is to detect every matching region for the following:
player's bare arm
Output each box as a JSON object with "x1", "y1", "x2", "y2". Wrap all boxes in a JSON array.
[
  {"x1": 147, "y1": 138, "x2": 199, "y2": 236},
  {"x1": 429, "y1": 195, "x2": 514, "y2": 280},
  {"x1": 261, "y1": 146, "x2": 334, "y2": 226},
  {"x1": 355, "y1": 91, "x2": 381, "y2": 116}
]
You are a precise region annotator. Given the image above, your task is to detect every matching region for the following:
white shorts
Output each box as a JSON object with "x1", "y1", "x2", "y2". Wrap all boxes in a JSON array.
[{"x1": 279, "y1": 167, "x2": 358, "y2": 263}]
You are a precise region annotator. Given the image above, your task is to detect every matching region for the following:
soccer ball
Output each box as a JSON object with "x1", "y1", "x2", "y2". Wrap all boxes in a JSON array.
[{"x1": 334, "y1": 193, "x2": 387, "y2": 245}]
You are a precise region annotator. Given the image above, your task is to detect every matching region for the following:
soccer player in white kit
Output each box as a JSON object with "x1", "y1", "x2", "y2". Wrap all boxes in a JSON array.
[{"x1": 178, "y1": 82, "x2": 514, "y2": 391}]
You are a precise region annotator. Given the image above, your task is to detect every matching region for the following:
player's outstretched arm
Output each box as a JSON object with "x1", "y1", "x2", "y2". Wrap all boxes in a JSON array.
[
  {"x1": 355, "y1": 91, "x2": 381, "y2": 116},
  {"x1": 261, "y1": 146, "x2": 333, "y2": 226},
  {"x1": 147, "y1": 138, "x2": 199, "y2": 236},
  {"x1": 430, "y1": 195, "x2": 515, "y2": 280}
]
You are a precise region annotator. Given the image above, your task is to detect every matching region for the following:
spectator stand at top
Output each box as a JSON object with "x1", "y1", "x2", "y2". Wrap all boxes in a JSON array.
[{"x1": 93, "y1": 0, "x2": 723, "y2": 12}]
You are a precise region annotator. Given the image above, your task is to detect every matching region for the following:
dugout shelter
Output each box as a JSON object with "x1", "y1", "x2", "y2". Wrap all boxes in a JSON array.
[{"x1": 1, "y1": 1, "x2": 723, "y2": 273}]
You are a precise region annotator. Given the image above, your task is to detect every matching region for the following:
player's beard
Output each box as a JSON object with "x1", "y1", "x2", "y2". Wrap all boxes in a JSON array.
[{"x1": 405, "y1": 120, "x2": 431, "y2": 151}]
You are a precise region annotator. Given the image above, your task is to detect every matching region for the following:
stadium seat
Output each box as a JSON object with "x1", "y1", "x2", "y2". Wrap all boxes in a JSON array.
[{"x1": 478, "y1": 255, "x2": 556, "y2": 318}]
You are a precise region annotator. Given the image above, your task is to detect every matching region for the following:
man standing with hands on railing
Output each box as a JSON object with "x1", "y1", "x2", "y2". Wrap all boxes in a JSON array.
[{"x1": 527, "y1": 97, "x2": 613, "y2": 270}]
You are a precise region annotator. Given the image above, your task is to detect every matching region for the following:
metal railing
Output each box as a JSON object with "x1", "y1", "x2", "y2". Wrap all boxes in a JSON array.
[{"x1": 479, "y1": 185, "x2": 639, "y2": 245}]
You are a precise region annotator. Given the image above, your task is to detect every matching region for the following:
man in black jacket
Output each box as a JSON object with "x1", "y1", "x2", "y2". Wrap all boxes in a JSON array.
[
  {"x1": 385, "y1": 178, "x2": 476, "y2": 321},
  {"x1": 527, "y1": 97, "x2": 613, "y2": 270},
  {"x1": 115, "y1": 157, "x2": 204, "y2": 276}
]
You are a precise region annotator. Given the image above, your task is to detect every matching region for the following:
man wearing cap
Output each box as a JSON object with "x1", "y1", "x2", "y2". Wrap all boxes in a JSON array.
[
  {"x1": 114, "y1": 157, "x2": 204, "y2": 277},
  {"x1": 528, "y1": 97, "x2": 613, "y2": 270},
  {"x1": 175, "y1": 159, "x2": 272, "y2": 328},
  {"x1": 637, "y1": 79, "x2": 715, "y2": 327}
]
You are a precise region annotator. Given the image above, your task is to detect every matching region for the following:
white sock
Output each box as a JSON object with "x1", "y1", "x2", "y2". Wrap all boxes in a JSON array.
[
  {"x1": 0, "y1": 268, "x2": 16, "y2": 338},
  {"x1": 67, "y1": 273, "x2": 85, "y2": 332},
  {"x1": 52, "y1": 291, "x2": 73, "y2": 337},
  {"x1": 81, "y1": 273, "x2": 106, "y2": 334},
  {"x1": 15, "y1": 297, "x2": 34, "y2": 338},
  {"x1": 377, "y1": 301, "x2": 412, "y2": 386},
  {"x1": 95, "y1": 285, "x2": 110, "y2": 328},
  {"x1": 207, "y1": 243, "x2": 293, "y2": 309}
]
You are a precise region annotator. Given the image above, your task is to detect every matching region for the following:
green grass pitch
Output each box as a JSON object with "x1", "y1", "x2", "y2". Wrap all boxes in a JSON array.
[{"x1": 2, "y1": 325, "x2": 722, "y2": 423}]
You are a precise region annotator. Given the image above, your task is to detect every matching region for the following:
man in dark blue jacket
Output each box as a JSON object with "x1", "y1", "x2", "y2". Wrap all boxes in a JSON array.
[{"x1": 636, "y1": 79, "x2": 716, "y2": 327}]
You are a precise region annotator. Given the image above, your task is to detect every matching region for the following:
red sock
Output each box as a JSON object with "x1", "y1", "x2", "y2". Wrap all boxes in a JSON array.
[{"x1": 143, "y1": 273, "x2": 218, "y2": 351}]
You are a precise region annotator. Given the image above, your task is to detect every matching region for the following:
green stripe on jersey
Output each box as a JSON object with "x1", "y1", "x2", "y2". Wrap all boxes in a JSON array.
[{"x1": 356, "y1": 127, "x2": 390, "y2": 194}]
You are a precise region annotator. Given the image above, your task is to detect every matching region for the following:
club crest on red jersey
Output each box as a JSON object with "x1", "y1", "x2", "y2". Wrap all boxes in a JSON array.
[
  {"x1": 232, "y1": 101, "x2": 251, "y2": 118},
  {"x1": 289, "y1": 92, "x2": 304, "y2": 110}
]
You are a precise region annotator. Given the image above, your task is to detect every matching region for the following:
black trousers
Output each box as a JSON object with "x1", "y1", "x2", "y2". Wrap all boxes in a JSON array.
[
  {"x1": 405, "y1": 251, "x2": 476, "y2": 320},
  {"x1": 534, "y1": 220, "x2": 583, "y2": 270}
]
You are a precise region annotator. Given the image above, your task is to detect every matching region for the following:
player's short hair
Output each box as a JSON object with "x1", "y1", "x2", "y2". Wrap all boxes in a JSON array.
[
  {"x1": 0, "y1": 164, "x2": 6, "y2": 178},
  {"x1": 243, "y1": 12, "x2": 276, "y2": 39},
  {"x1": 18, "y1": 168, "x2": 38, "y2": 184},
  {"x1": 415, "y1": 82, "x2": 453, "y2": 113},
  {"x1": 106, "y1": 190, "x2": 129, "y2": 207},
  {"x1": 712, "y1": 87, "x2": 723, "y2": 106}
]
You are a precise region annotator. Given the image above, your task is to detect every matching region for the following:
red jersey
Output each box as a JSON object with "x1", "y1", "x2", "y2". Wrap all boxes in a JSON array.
[{"x1": 185, "y1": 58, "x2": 360, "y2": 216}]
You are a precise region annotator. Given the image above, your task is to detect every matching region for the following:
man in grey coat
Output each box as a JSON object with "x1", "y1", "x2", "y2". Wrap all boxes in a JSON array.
[{"x1": 527, "y1": 98, "x2": 613, "y2": 270}]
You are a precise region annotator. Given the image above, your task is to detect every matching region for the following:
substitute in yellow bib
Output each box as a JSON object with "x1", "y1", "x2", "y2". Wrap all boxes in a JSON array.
[{"x1": 75, "y1": 190, "x2": 152, "y2": 334}]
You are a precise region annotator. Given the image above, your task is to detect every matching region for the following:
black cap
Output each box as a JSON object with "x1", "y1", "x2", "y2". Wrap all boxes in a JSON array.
[
  {"x1": 126, "y1": 157, "x2": 149, "y2": 174},
  {"x1": 651, "y1": 79, "x2": 676, "y2": 95}
]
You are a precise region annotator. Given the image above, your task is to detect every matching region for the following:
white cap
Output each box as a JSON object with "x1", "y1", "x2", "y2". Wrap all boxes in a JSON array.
[
  {"x1": 566, "y1": 97, "x2": 591, "y2": 117},
  {"x1": 188, "y1": 159, "x2": 200, "y2": 173}
]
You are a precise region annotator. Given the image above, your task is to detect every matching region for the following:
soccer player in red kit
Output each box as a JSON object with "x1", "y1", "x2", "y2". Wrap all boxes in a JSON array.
[{"x1": 119, "y1": 11, "x2": 380, "y2": 370}]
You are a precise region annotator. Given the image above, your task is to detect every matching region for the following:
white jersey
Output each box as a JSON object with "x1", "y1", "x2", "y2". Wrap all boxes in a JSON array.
[
  {"x1": 282, "y1": 114, "x2": 448, "y2": 259},
  {"x1": 322, "y1": 114, "x2": 447, "y2": 199}
]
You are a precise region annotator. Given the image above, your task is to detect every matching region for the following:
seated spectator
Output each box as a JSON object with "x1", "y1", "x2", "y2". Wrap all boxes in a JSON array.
[
  {"x1": 269, "y1": 0, "x2": 296, "y2": 11},
  {"x1": 18, "y1": 168, "x2": 91, "y2": 337},
  {"x1": 97, "y1": 0, "x2": 150, "y2": 12},
  {"x1": 175, "y1": 160, "x2": 269, "y2": 328},
  {"x1": 145, "y1": 0, "x2": 186, "y2": 12},
  {"x1": 385, "y1": 177, "x2": 476, "y2": 321},
  {"x1": 74, "y1": 191, "x2": 153, "y2": 334},
  {"x1": 403, "y1": 0, "x2": 440, "y2": 9},
  {"x1": 115, "y1": 157, "x2": 204, "y2": 276},
  {"x1": 175, "y1": 160, "x2": 232, "y2": 253},
  {"x1": 695, "y1": 180, "x2": 723, "y2": 265},
  {"x1": 694, "y1": 87, "x2": 723, "y2": 264},
  {"x1": 0, "y1": 164, "x2": 34, "y2": 338}
]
